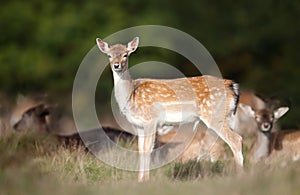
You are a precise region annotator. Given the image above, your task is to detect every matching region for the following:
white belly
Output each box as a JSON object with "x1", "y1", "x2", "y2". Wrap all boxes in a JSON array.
[
  {"x1": 125, "y1": 101, "x2": 199, "y2": 127},
  {"x1": 163, "y1": 111, "x2": 198, "y2": 124}
]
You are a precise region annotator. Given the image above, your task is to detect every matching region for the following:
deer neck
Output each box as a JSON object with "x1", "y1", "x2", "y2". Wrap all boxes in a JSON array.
[
  {"x1": 251, "y1": 131, "x2": 271, "y2": 162},
  {"x1": 112, "y1": 70, "x2": 134, "y2": 113}
]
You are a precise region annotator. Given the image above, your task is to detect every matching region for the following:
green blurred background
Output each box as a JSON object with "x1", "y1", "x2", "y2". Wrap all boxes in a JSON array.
[{"x1": 0, "y1": 0, "x2": 299, "y2": 128}]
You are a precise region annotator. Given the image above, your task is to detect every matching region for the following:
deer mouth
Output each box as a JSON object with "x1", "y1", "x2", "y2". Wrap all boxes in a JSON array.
[
  {"x1": 113, "y1": 68, "x2": 123, "y2": 72},
  {"x1": 112, "y1": 63, "x2": 125, "y2": 72}
]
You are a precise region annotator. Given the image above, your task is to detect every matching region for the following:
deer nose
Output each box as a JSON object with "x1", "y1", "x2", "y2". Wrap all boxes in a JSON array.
[
  {"x1": 114, "y1": 63, "x2": 120, "y2": 69},
  {"x1": 261, "y1": 123, "x2": 271, "y2": 131}
]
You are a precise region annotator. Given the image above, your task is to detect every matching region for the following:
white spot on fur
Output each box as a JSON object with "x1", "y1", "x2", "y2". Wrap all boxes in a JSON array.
[
  {"x1": 216, "y1": 92, "x2": 223, "y2": 97},
  {"x1": 161, "y1": 93, "x2": 171, "y2": 98},
  {"x1": 206, "y1": 101, "x2": 211, "y2": 107},
  {"x1": 199, "y1": 104, "x2": 203, "y2": 110}
]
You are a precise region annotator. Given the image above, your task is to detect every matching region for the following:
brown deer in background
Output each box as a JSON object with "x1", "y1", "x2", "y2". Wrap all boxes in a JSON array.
[
  {"x1": 9, "y1": 95, "x2": 137, "y2": 148},
  {"x1": 232, "y1": 91, "x2": 267, "y2": 138},
  {"x1": 157, "y1": 124, "x2": 227, "y2": 163},
  {"x1": 10, "y1": 95, "x2": 51, "y2": 133},
  {"x1": 96, "y1": 37, "x2": 243, "y2": 181},
  {"x1": 239, "y1": 103, "x2": 290, "y2": 163},
  {"x1": 266, "y1": 130, "x2": 300, "y2": 165}
]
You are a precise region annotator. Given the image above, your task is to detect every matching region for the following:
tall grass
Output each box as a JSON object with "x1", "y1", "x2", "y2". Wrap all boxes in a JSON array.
[{"x1": 0, "y1": 131, "x2": 299, "y2": 195}]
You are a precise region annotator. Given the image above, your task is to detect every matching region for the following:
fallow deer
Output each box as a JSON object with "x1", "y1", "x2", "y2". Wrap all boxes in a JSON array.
[
  {"x1": 96, "y1": 37, "x2": 243, "y2": 181},
  {"x1": 239, "y1": 104, "x2": 289, "y2": 163}
]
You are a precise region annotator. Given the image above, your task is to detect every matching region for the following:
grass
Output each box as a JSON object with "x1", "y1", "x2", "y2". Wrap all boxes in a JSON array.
[{"x1": 0, "y1": 131, "x2": 299, "y2": 195}]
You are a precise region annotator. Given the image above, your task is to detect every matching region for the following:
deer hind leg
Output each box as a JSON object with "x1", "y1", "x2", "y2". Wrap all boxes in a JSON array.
[
  {"x1": 197, "y1": 129, "x2": 224, "y2": 162},
  {"x1": 209, "y1": 122, "x2": 244, "y2": 171},
  {"x1": 220, "y1": 124, "x2": 243, "y2": 169},
  {"x1": 137, "y1": 122, "x2": 157, "y2": 182}
]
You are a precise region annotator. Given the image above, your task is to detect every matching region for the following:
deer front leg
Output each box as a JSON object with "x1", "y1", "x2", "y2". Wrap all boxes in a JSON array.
[
  {"x1": 137, "y1": 128, "x2": 145, "y2": 182},
  {"x1": 137, "y1": 121, "x2": 157, "y2": 182}
]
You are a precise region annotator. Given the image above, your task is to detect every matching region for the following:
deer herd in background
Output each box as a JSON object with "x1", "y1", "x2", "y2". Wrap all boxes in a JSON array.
[{"x1": 0, "y1": 37, "x2": 299, "y2": 182}]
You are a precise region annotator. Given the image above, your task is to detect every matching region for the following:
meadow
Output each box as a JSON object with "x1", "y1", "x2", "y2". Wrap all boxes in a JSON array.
[
  {"x1": 1, "y1": 1, "x2": 300, "y2": 194},
  {"x1": 0, "y1": 131, "x2": 299, "y2": 195}
]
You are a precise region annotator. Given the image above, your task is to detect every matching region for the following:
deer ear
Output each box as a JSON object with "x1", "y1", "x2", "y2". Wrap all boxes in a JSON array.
[
  {"x1": 96, "y1": 38, "x2": 110, "y2": 54},
  {"x1": 239, "y1": 103, "x2": 256, "y2": 118},
  {"x1": 33, "y1": 104, "x2": 51, "y2": 117},
  {"x1": 274, "y1": 107, "x2": 289, "y2": 120},
  {"x1": 127, "y1": 37, "x2": 139, "y2": 55}
]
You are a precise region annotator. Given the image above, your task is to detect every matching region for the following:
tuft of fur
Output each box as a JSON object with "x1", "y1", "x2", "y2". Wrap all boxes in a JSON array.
[{"x1": 229, "y1": 82, "x2": 240, "y2": 115}]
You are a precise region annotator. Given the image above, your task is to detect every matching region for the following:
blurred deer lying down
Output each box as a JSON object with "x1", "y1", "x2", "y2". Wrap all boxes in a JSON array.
[
  {"x1": 10, "y1": 95, "x2": 51, "y2": 133},
  {"x1": 266, "y1": 130, "x2": 300, "y2": 164},
  {"x1": 157, "y1": 123, "x2": 227, "y2": 163},
  {"x1": 9, "y1": 95, "x2": 137, "y2": 148},
  {"x1": 57, "y1": 127, "x2": 137, "y2": 149}
]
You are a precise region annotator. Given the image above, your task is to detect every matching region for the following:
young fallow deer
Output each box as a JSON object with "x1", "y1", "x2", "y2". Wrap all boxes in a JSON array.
[
  {"x1": 239, "y1": 103, "x2": 289, "y2": 163},
  {"x1": 96, "y1": 37, "x2": 243, "y2": 181}
]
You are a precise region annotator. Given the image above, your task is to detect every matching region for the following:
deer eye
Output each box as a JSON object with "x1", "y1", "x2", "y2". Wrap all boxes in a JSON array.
[
  {"x1": 123, "y1": 54, "x2": 128, "y2": 58},
  {"x1": 107, "y1": 54, "x2": 112, "y2": 58},
  {"x1": 255, "y1": 116, "x2": 260, "y2": 122}
]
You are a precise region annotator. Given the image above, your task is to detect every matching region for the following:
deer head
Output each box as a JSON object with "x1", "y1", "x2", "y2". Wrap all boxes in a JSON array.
[
  {"x1": 10, "y1": 95, "x2": 51, "y2": 133},
  {"x1": 96, "y1": 37, "x2": 139, "y2": 73},
  {"x1": 239, "y1": 104, "x2": 289, "y2": 133}
]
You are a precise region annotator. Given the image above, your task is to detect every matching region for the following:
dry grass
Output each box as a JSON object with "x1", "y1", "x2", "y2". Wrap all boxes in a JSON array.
[{"x1": 0, "y1": 131, "x2": 299, "y2": 195}]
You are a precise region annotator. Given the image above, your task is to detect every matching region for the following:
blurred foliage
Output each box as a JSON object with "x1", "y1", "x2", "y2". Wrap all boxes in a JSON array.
[{"x1": 0, "y1": 0, "x2": 299, "y2": 127}]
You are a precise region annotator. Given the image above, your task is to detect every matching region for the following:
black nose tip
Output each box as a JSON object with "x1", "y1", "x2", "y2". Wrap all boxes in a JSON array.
[
  {"x1": 264, "y1": 123, "x2": 270, "y2": 128},
  {"x1": 114, "y1": 64, "x2": 120, "y2": 69},
  {"x1": 261, "y1": 123, "x2": 271, "y2": 131}
]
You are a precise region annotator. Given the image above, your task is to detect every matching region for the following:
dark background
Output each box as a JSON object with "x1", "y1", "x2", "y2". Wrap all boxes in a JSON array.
[{"x1": 0, "y1": 0, "x2": 299, "y2": 128}]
